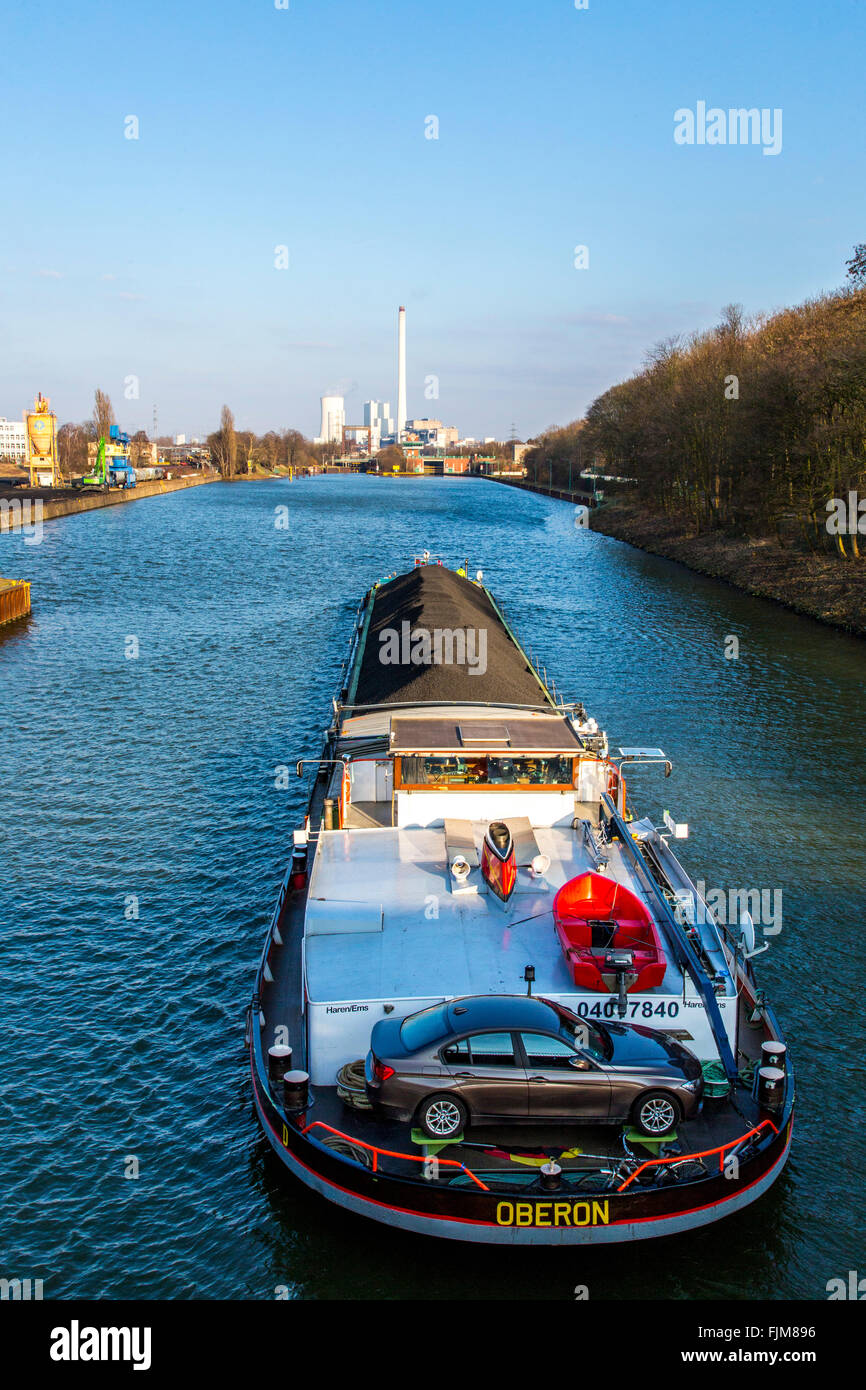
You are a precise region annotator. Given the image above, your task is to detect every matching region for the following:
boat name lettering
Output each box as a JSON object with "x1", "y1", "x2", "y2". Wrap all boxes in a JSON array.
[
  {"x1": 496, "y1": 1200, "x2": 610, "y2": 1228},
  {"x1": 325, "y1": 1004, "x2": 370, "y2": 1014}
]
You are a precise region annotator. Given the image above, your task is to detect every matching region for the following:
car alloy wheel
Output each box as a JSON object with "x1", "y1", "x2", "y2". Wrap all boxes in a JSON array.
[
  {"x1": 421, "y1": 1097, "x2": 464, "y2": 1138},
  {"x1": 637, "y1": 1094, "x2": 677, "y2": 1135}
]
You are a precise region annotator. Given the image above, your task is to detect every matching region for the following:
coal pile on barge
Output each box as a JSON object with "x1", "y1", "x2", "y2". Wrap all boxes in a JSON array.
[{"x1": 351, "y1": 564, "x2": 550, "y2": 708}]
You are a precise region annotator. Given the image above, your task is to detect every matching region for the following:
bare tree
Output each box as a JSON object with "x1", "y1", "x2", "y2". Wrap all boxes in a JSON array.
[
  {"x1": 93, "y1": 389, "x2": 115, "y2": 442},
  {"x1": 207, "y1": 405, "x2": 238, "y2": 478},
  {"x1": 128, "y1": 430, "x2": 154, "y2": 470},
  {"x1": 580, "y1": 289, "x2": 866, "y2": 546},
  {"x1": 376, "y1": 445, "x2": 405, "y2": 472},
  {"x1": 846, "y1": 243, "x2": 866, "y2": 287}
]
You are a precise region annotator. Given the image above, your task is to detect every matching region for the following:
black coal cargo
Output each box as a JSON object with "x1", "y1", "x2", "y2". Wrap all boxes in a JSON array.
[{"x1": 350, "y1": 564, "x2": 551, "y2": 708}]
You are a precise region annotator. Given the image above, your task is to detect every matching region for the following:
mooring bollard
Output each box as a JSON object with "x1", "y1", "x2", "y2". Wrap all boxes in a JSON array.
[
  {"x1": 540, "y1": 1161, "x2": 562, "y2": 1192},
  {"x1": 291, "y1": 850, "x2": 308, "y2": 889},
  {"x1": 761, "y1": 1040, "x2": 787, "y2": 1070},
  {"x1": 268, "y1": 1045, "x2": 293, "y2": 1090},
  {"x1": 283, "y1": 1069, "x2": 310, "y2": 1113},
  {"x1": 757, "y1": 1066, "x2": 784, "y2": 1112}
]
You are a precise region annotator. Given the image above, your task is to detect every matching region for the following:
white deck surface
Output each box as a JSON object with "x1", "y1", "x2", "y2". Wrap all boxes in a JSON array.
[{"x1": 304, "y1": 823, "x2": 685, "y2": 1004}]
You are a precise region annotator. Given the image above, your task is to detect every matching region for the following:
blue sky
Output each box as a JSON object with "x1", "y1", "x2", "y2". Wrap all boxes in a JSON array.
[{"x1": 1, "y1": 0, "x2": 863, "y2": 440}]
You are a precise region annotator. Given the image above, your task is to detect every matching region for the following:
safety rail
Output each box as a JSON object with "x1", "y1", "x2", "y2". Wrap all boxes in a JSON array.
[
  {"x1": 299, "y1": 1120, "x2": 490, "y2": 1191},
  {"x1": 616, "y1": 1119, "x2": 779, "y2": 1191}
]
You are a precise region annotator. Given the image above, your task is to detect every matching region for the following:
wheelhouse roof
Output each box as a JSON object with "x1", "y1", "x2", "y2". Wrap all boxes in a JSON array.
[{"x1": 390, "y1": 712, "x2": 582, "y2": 755}]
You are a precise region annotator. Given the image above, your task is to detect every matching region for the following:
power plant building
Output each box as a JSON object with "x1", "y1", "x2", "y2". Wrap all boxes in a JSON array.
[
  {"x1": 363, "y1": 400, "x2": 395, "y2": 451},
  {"x1": 315, "y1": 306, "x2": 459, "y2": 454},
  {"x1": 317, "y1": 395, "x2": 345, "y2": 445}
]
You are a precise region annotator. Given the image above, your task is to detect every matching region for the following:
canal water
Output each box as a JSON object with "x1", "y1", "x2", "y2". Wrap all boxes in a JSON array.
[{"x1": 1, "y1": 475, "x2": 863, "y2": 1300}]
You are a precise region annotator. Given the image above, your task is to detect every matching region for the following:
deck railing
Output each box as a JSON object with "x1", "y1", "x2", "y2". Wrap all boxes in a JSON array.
[
  {"x1": 616, "y1": 1119, "x2": 780, "y2": 1191},
  {"x1": 299, "y1": 1119, "x2": 491, "y2": 1191}
]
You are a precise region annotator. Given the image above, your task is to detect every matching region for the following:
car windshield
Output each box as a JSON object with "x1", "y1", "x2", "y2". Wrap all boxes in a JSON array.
[
  {"x1": 556, "y1": 1012, "x2": 611, "y2": 1062},
  {"x1": 400, "y1": 1003, "x2": 450, "y2": 1051}
]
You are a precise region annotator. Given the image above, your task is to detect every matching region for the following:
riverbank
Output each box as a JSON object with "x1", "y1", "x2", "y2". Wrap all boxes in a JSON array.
[
  {"x1": 480, "y1": 474, "x2": 598, "y2": 506},
  {"x1": 590, "y1": 499, "x2": 866, "y2": 637},
  {"x1": 0, "y1": 472, "x2": 215, "y2": 531}
]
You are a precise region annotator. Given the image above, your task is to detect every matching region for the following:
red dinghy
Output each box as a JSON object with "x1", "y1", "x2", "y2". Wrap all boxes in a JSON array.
[{"x1": 553, "y1": 871, "x2": 667, "y2": 993}]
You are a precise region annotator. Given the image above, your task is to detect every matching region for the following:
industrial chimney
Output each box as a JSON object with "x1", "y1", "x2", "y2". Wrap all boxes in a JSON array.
[{"x1": 397, "y1": 305, "x2": 407, "y2": 440}]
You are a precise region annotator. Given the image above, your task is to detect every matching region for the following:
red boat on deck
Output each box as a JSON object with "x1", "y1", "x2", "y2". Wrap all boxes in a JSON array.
[{"x1": 553, "y1": 870, "x2": 667, "y2": 993}]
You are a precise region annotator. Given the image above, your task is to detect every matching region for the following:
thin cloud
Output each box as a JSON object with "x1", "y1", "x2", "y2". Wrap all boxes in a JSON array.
[
  {"x1": 38, "y1": 269, "x2": 63, "y2": 279},
  {"x1": 561, "y1": 312, "x2": 631, "y2": 326}
]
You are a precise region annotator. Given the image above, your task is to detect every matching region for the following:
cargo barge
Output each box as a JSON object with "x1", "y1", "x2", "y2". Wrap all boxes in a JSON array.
[
  {"x1": 249, "y1": 560, "x2": 793, "y2": 1243},
  {"x1": 0, "y1": 576, "x2": 31, "y2": 627}
]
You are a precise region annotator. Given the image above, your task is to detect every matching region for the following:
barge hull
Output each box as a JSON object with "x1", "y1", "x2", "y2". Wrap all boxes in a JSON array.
[{"x1": 251, "y1": 1061, "x2": 792, "y2": 1245}]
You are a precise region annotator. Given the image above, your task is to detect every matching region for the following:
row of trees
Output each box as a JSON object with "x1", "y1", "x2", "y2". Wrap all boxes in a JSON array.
[
  {"x1": 206, "y1": 405, "x2": 323, "y2": 478},
  {"x1": 54, "y1": 391, "x2": 182, "y2": 477},
  {"x1": 524, "y1": 251, "x2": 866, "y2": 548},
  {"x1": 22, "y1": 392, "x2": 322, "y2": 481}
]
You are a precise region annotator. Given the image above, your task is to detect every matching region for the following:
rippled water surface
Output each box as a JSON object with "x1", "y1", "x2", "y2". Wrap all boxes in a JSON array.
[{"x1": 2, "y1": 476, "x2": 864, "y2": 1299}]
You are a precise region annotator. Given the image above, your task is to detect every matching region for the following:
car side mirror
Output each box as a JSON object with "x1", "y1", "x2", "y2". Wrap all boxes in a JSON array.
[{"x1": 570, "y1": 1056, "x2": 591, "y2": 1070}]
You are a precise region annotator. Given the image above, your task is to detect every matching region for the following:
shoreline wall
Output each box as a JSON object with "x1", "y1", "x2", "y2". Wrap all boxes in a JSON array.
[
  {"x1": 0, "y1": 473, "x2": 214, "y2": 532},
  {"x1": 478, "y1": 474, "x2": 598, "y2": 506}
]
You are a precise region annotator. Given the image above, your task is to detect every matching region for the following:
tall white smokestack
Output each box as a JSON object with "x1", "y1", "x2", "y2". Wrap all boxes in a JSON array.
[{"x1": 397, "y1": 305, "x2": 407, "y2": 439}]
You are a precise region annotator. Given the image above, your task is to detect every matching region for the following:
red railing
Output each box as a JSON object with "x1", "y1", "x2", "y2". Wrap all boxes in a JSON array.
[
  {"x1": 616, "y1": 1119, "x2": 779, "y2": 1191},
  {"x1": 298, "y1": 1116, "x2": 779, "y2": 1198},
  {"x1": 299, "y1": 1119, "x2": 490, "y2": 1191}
]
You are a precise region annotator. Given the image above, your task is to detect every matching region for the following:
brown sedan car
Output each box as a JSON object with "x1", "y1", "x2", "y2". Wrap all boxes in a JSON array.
[{"x1": 365, "y1": 994, "x2": 703, "y2": 1140}]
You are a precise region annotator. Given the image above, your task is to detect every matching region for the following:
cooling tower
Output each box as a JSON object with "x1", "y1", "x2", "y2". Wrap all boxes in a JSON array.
[{"x1": 319, "y1": 395, "x2": 345, "y2": 444}]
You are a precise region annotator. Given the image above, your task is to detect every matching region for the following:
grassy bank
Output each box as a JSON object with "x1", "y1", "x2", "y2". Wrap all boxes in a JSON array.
[{"x1": 591, "y1": 499, "x2": 866, "y2": 637}]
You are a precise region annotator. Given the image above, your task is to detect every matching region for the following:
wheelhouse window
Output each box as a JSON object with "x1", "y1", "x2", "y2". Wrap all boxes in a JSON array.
[
  {"x1": 487, "y1": 755, "x2": 573, "y2": 785},
  {"x1": 397, "y1": 754, "x2": 575, "y2": 789},
  {"x1": 400, "y1": 755, "x2": 489, "y2": 786}
]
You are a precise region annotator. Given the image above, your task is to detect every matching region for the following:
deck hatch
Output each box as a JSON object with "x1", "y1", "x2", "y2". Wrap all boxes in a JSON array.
[{"x1": 458, "y1": 722, "x2": 510, "y2": 747}]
